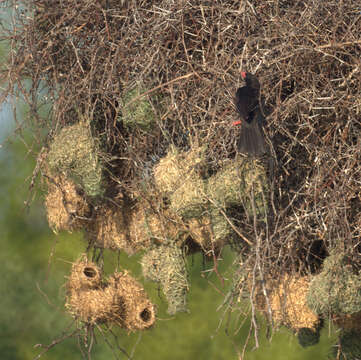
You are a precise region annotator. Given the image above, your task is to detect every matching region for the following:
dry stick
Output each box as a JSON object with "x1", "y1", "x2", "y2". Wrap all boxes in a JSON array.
[
  {"x1": 259, "y1": 188, "x2": 273, "y2": 329},
  {"x1": 249, "y1": 181, "x2": 261, "y2": 350},
  {"x1": 181, "y1": 14, "x2": 200, "y2": 78},
  {"x1": 95, "y1": 326, "x2": 128, "y2": 360},
  {"x1": 33, "y1": 328, "x2": 79, "y2": 360},
  {"x1": 123, "y1": 72, "x2": 197, "y2": 108},
  {"x1": 87, "y1": 325, "x2": 95, "y2": 360},
  {"x1": 316, "y1": 39, "x2": 361, "y2": 49}
]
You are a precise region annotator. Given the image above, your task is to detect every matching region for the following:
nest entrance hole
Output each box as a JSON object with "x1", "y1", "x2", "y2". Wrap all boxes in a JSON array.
[
  {"x1": 140, "y1": 308, "x2": 152, "y2": 322},
  {"x1": 83, "y1": 267, "x2": 97, "y2": 278}
]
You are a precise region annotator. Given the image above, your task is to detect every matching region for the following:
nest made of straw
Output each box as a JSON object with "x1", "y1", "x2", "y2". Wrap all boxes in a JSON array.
[
  {"x1": 45, "y1": 173, "x2": 91, "y2": 232},
  {"x1": 47, "y1": 122, "x2": 103, "y2": 197},
  {"x1": 66, "y1": 256, "x2": 156, "y2": 331},
  {"x1": 154, "y1": 145, "x2": 208, "y2": 219},
  {"x1": 141, "y1": 244, "x2": 188, "y2": 315},
  {"x1": 307, "y1": 251, "x2": 361, "y2": 316},
  {"x1": 87, "y1": 193, "x2": 187, "y2": 254},
  {"x1": 252, "y1": 274, "x2": 319, "y2": 332}
]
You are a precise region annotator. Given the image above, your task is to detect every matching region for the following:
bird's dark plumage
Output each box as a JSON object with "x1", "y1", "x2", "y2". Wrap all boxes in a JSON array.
[{"x1": 234, "y1": 72, "x2": 266, "y2": 157}]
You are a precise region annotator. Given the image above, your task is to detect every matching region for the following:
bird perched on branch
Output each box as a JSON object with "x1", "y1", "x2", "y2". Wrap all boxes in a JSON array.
[{"x1": 233, "y1": 72, "x2": 266, "y2": 157}]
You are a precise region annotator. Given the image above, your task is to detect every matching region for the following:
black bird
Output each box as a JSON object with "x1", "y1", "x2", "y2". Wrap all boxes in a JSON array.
[{"x1": 233, "y1": 72, "x2": 266, "y2": 157}]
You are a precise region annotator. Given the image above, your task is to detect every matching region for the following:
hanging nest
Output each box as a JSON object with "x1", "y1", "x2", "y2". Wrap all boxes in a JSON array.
[
  {"x1": 129, "y1": 203, "x2": 187, "y2": 246},
  {"x1": 267, "y1": 275, "x2": 320, "y2": 332},
  {"x1": 107, "y1": 271, "x2": 156, "y2": 331},
  {"x1": 187, "y1": 211, "x2": 230, "y2": 256},
  {"x1": 207, "y1": 157, "x2": 268, "y2": 218},
  {"x1": 307, "y1": 252, "x2": 361, "y2": 316},
  {"x1": 47, "y1": 122, "x2": 103, "y2": 197},
  {"x1": 66, "y1": 255, "x2": 102, "y2": 291},
  {"x1": 252, "y1": 274, "x2": 323, "y2": 347},
  {"x1": 88, "y1": 197, "x2": 186, "y2": 254},
  {"x1": 121, "y1": 87, "x2": 157, "y2": 132},
  {"x1": 45, "y1": 174, "x2": 91, "y2": 232},
  {"x1": 141, "y1": 244, "x2": 188, "y2": 315},
  {"x1": 66, "y1": 257, "x2": 156, "y2": 331},
  {"x1": 154, "y1": 145, "x2": 208, "y2": 220},
  {"x1": 87, "y1": 202, "x2": 139, "y2": 255}
]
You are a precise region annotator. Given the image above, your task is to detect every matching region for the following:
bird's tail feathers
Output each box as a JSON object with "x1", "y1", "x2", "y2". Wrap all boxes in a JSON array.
[{"x1": 237, "y1": 120, "x2": 266, "y2": 157}]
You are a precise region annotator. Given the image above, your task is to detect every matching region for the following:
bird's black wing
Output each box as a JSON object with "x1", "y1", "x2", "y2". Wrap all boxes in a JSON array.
[{"x1": 235, "y1": 86, "x2": 258, "y2": 124}]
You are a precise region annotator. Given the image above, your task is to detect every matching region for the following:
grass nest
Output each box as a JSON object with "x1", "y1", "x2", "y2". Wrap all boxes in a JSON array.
[{"x1": 66, "y1": 256, "x2": 156, "y2": 331}]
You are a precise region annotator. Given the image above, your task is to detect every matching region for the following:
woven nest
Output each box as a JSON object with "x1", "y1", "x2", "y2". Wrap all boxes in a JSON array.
[
  {"x1": 87, "y1": 203, "x2": 138, "y2": 255},
  {"x1": 47, "y1": 122, "x2": 103, "y2": 197},
  {"x1": 207, "y1": 157, "x2": 268, "y2": 218},
  {"x1": 187, "y1": 212, "x2": 229, "y2": 255},
  {"x1": 67, "y1": 255, "x2": 102, "y2": 292},
  {"x1": 66, "y1": 257, "x2": 156, "y2": 330},
  {"x1": 128, "y1": 200, "x2": 187, "y2": 246},
  {"x1": 141, "y1": 245, "x2": 188, "y2": 315},
  {"x1": 154, "y1": 145, "x2": 208, "y2": 219},
  {"x1": 108, "y1": 272, "x2": 156, "y2": 331},
  {"x1": 250, "y1": 273, "x2": 319, "y2": 332},
  {"x1": 269, "y1": 275, "x2": 319, "y2": 331},
  {"x1": 45, "y1": 174, "x2": 91, "y2": 232},
  {"x1": 88, "y1": 196, "x2": 187, "y2": 254},
  {"x1": 307, "y1": 252, "x2": 361, "y2": 316}
]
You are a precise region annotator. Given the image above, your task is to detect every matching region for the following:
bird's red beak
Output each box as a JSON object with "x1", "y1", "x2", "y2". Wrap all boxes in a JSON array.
[
  {"x1": 241, "y1": 72, "x2": 246, "y2": 79},
  {"x1": 232, "y1": 120, "x2": 242, "y2": 126}
]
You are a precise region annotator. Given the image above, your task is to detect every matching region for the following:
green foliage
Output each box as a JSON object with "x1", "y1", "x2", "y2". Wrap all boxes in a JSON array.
[
  {"x1": 47, "y1": 122, "x2": 103, "y2": 197},
  {"x1": 307, "y1": 252, "x2": 361, "y2": 316}
]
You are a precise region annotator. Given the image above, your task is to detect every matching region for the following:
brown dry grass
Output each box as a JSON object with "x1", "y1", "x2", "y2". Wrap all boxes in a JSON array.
[
  {"x1": 45, "y1": 174, "x2": 91, "y2": 232},
  {"x1": 66, "y1": 257, "x2": 156, "y2": 330},
  {"x1": 270, "y1": 275, "x2": 319, "y2": 331}
]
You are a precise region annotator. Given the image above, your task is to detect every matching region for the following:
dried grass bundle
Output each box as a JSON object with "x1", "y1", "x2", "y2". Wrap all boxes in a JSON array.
[
  {"x1": 45, "y1": 174, "x2": 91, "y2": 232},
  {"x1": 88, "y1": 203, "x2": 136, "y2": 254},
  {"x1": 154, "y1": 145, "x2": 207, "y2": 219},
  {"x1": 66, "y1": 257, "x2": 156, "y2": 330},
  {"x1": 270, "y1": 275, "x2": 319, "y2": 331},
  {"x1": 67, "y1": 255, "x2": 102, "y2": 292},
  {"x1": 47, "y1": 122, "x2": 103, "y2": 197},
  {"x1": 141, "y1": 245, "x2": 188, "y2": 315}
]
